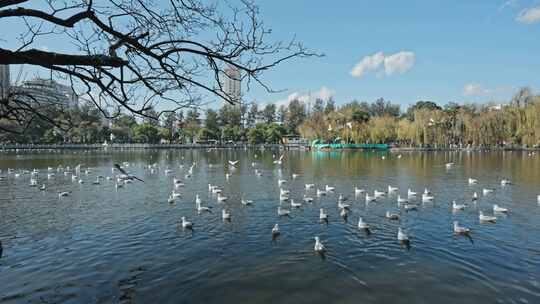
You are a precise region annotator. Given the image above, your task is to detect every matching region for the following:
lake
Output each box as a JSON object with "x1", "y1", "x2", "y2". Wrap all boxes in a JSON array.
[{"x1": 1, "y1": 149, "x2": 539, "y2": 303}]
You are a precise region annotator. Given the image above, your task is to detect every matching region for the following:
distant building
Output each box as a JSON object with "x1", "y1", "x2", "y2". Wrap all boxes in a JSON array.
[
  {"x1": 13, "y1": 78, "x2": 78, "y2": 108},
  {"x1": 488, "y1": 104, "x2": 505, "y2": 111},
  {"x1": 0, "y1": 65, "x2": 10, "y2": 98},
  {"x1": 220, "y1": 66, "x2": 241, "y2": 106}
]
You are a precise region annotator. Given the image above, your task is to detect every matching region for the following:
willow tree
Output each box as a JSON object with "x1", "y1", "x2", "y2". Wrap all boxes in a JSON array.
[{"x1": 0, "y1": 0, "x2": 317, "y2": 133}]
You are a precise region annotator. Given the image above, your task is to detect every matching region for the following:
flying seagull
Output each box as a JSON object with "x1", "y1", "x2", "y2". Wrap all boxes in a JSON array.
[{"x1": 114, "y1": 164, "x2": 144, "y2": 182}]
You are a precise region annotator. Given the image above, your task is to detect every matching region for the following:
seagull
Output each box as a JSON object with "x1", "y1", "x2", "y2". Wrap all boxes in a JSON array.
[
  {"x1": 445, "y1": 162, "x2": 454, "y2": 168},
  {"x1": 217, "y1": 193, "x2": 228, "y2": 202},
  {"x1": 374, "y1": 190, "x2": 385, "y2": 198},
  {"x1": 407, "y1": 189, "x2": 417, "y2": 198},
  {"x1": 397, "y1": 195, "x2": 408, "y2": 204},
  {"x1": 386, "y1": 211, "x2": 400, "y2": 220},
  {"x1": 316, "y1": 189, "x2": 327, "y2": 196},
  {"x1": 303, "y1": 195, "x2": 314, "y2": 203},
  {"x1": 340, "y1": 208, "x2": 348, "y2": 219},
  {"x1": 325, "y1": 185, "x2": 335, "y2": 192},
  {"x1": 501, "y1": 179, "x2": 512, "y2": 186},
  {"x1": 358, "y1": 217, "x2": 370, "y2": 230},
  {"x1": 180, "y1": 217, "x2": 193, "y2": 229},
  {"x1": 228, "y1": 160, "x2": 239, "y2": 167},
  {"x1": 453, "y1": 221, "x2": 470, "y2": 234},
  {"x1": 290, "y1": 199, "x2": 302, "y2": 208},
  {"x1": 58, "y1": 191, "x2": 70, "y2": 197},
  {"x1": 319, "y1": 208, "x2": 328, "y2": 221},
  {"x1": 338, "y1": 201, "x2": 350, "y2": 210},
  {"x1": 388, "y1": 186, "x2": 398, "y2": 193},
  {"x1": 171, "y1": 190, "x2": 181, "y2": 198},
  {"x1": 278, "y1": 179, "x2": 287, "y2": 185},
  {"x1": 354, "y1": 187, "x2": 365, "y2": 195},
  {"x1": 305, "y1": 183, "x2": 315, "y2": 190},
  {"x1": 114, "y1": 164, "x2": 144, "y2": 182},
  {"x1": 479, "y1": 211, "x2": 497, "y2": 223},
  {"x1": 40, "y1": 184, "x2": 46, "y2": 191},
  {"x1": 314, "y1": 236, "x2": 325, "y2": 252},
  {"x1": 468, "y1": 178, "x2": 478, "y2": 185},
  {"x1": 365, "y1": 193, "x2": 376, "y2": 202},
  {"x1": 222, "y1": 209, "x2": 231, "y2": 220},
  {"x1": 452, "y1": 200, "x2": 466, "y2": 211},
  {"x1": 422, "y1": 193, "x2": 434, "y2": 202},
  {"x1": 493, "y1": 204, "x2": 508, "y2": 213},
  {"x1": 196, "y1": 201, "x2": 211, "y2": 214},
  {"x1": 241, "y1": 199, "x2": 254, "y2": 206},
  {"x1": 397, "y1": 227, "x2": 409, "y2": 242},
  {"x1": 404, "y1": 203, "x2": 418, "y2": 211},
  {"x1": 168, "y1": 195, "x2": 175, "y2": 204},
  {"x1": 472, "y1": 192, "x2": 478, "y2": 201},
  {"x1": 483, "y1": 188, "x2": 494, "y2": 196},
  {"x1": 272, "y1": 224, "x2": 280, "y2": 236},
  {"x1": 277, "y1": 206, "x2": 291, "y2": 216},
  {"x1": 292, "y1": 173, "x2": 300, "y2": 179}
]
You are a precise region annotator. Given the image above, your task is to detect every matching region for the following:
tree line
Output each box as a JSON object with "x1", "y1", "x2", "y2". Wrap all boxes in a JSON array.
[{"x1": 1, "y1": 87, "x2": 539, "y2": 148}]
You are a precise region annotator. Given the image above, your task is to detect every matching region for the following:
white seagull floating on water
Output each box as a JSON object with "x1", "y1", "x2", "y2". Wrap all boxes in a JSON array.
[
  {"x1": 181, "y1": 217, "x2": 193, "y2": 229},
  {"x1": 358, "y1": 217, "x2": 370, "y2": 230},
  {"x1": 314, "y1": 237, "x2": 325, "y2": 252},
  {"x1": 453, "y1": 221, "x2": 470, "y2": 234},
  {"x1": 479, "y1": 211, "x2": 497, "y2": 223},
  {"x1": 452, "y1": 200, "x2": 466, "y2": 211},
  {"x1": 493, "y1": 204, "x2": 508, "y2": 213},
  {"x1": 397, "y1": 227, "x2": 409, "y2": 242}
]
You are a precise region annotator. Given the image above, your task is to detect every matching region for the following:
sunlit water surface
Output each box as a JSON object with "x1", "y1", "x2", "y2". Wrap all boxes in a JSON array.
[{"x1": 1, "y1": 149, "x2": 540, "y2": 303}]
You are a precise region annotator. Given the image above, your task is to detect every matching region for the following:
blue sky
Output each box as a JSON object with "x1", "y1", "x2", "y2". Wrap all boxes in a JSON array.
[
  {"x1": 245, "y1": 0, "x2": 540, "y2": 109},
  {"x1": 2, "y1": 0, "x2": 540, "y2": 111}
]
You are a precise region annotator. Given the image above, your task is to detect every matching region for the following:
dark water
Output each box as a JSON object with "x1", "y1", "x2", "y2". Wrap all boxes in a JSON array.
[{"x1": 1, "y1": 149, "x2": 540, "y2": 304}]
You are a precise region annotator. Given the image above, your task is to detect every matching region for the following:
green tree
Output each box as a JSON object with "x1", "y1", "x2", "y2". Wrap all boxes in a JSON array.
[
  {"x1": 261, "y1": 104, "x2": 276, "y2": 124},
  {"x1": 324, "y1": 97, "x2": 336, "y2": 114},
  {"x1": 246, "y1": 103, "x2": 259, "y2": 128},
  {"x1": 247, "y1": 124, "x2": 266, "y2": 144},
  {"x1": 313, "y1": 98, "x2": 324, "y2": 115},
  {"x1": 205, "y1": 109, "x2": 220, "y2": 139},
  {"x1": 284, "y1": 99, "x2": 306, "y2": 135},
  {"x1": 133, "y1": 123, "x2": 160, "y2": 143},
  {"x1": 265, "y1": 123, "x2": 286, "y2": 143}
]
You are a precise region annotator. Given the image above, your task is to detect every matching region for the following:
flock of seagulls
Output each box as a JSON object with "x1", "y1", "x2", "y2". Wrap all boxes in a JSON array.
[{"x1": 0, "y1": 153, "x2": 537, "y2": 256}]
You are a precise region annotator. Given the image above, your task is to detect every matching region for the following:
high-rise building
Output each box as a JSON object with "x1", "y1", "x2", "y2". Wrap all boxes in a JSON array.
[
  {"x1": 13, "y1": 78, "x2": 78, "y2": 108},
  {"x1": 0, "y1": 65, "x2": 10, "y2": 98},
  {"x1": 220, "y1": 66, "x2": 241, "y2": 105}
]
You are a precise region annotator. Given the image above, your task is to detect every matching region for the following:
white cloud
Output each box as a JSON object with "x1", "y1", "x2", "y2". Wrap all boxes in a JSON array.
[
  {"x1": 463, "y1": 84, "x2": 490, "y2": 96},
  {"x1": 384, "y1": 52, "x2": 416, "y2": 76},
  {"x1": 350, "y1": 52, "x2": 385, "y2": 78},
  {"x1": 462, "y1": 84, "x2": 517, "y2": 98},
  {"x1": 272, "y1": 86, "x2": 334, "y2": 108},
  {"x1": 350, "y1": 51, "x2": 415, "y2": 78},
  {"x1": 516, "y1": 6, "x2": 540, "y2": 24}
]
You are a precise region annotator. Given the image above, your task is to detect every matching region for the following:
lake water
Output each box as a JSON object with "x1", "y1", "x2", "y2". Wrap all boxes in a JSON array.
[{"x1": 1, "y1": 149, "x2": 540, "y2": 303}]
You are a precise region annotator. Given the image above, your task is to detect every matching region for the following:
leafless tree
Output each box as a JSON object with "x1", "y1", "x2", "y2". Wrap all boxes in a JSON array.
[{"x1": 0, "y1": 0, "x2": 319, "y2": 133}]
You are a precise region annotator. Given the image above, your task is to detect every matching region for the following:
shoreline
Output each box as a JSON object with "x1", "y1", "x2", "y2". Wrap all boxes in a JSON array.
[{"x1": 1, "y1": 143, "x2": 539, "y2": 152}]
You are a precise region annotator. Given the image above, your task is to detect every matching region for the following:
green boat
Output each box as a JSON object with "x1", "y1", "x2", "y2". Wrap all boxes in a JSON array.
[{"x1": 311, "y1": 139, "x2": 388, "y2": 150}]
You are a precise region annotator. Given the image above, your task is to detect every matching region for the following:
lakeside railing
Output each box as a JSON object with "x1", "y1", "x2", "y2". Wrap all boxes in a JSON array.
[{"x1": 0, "y1": 143, "x2": 310, "y2": 150}]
